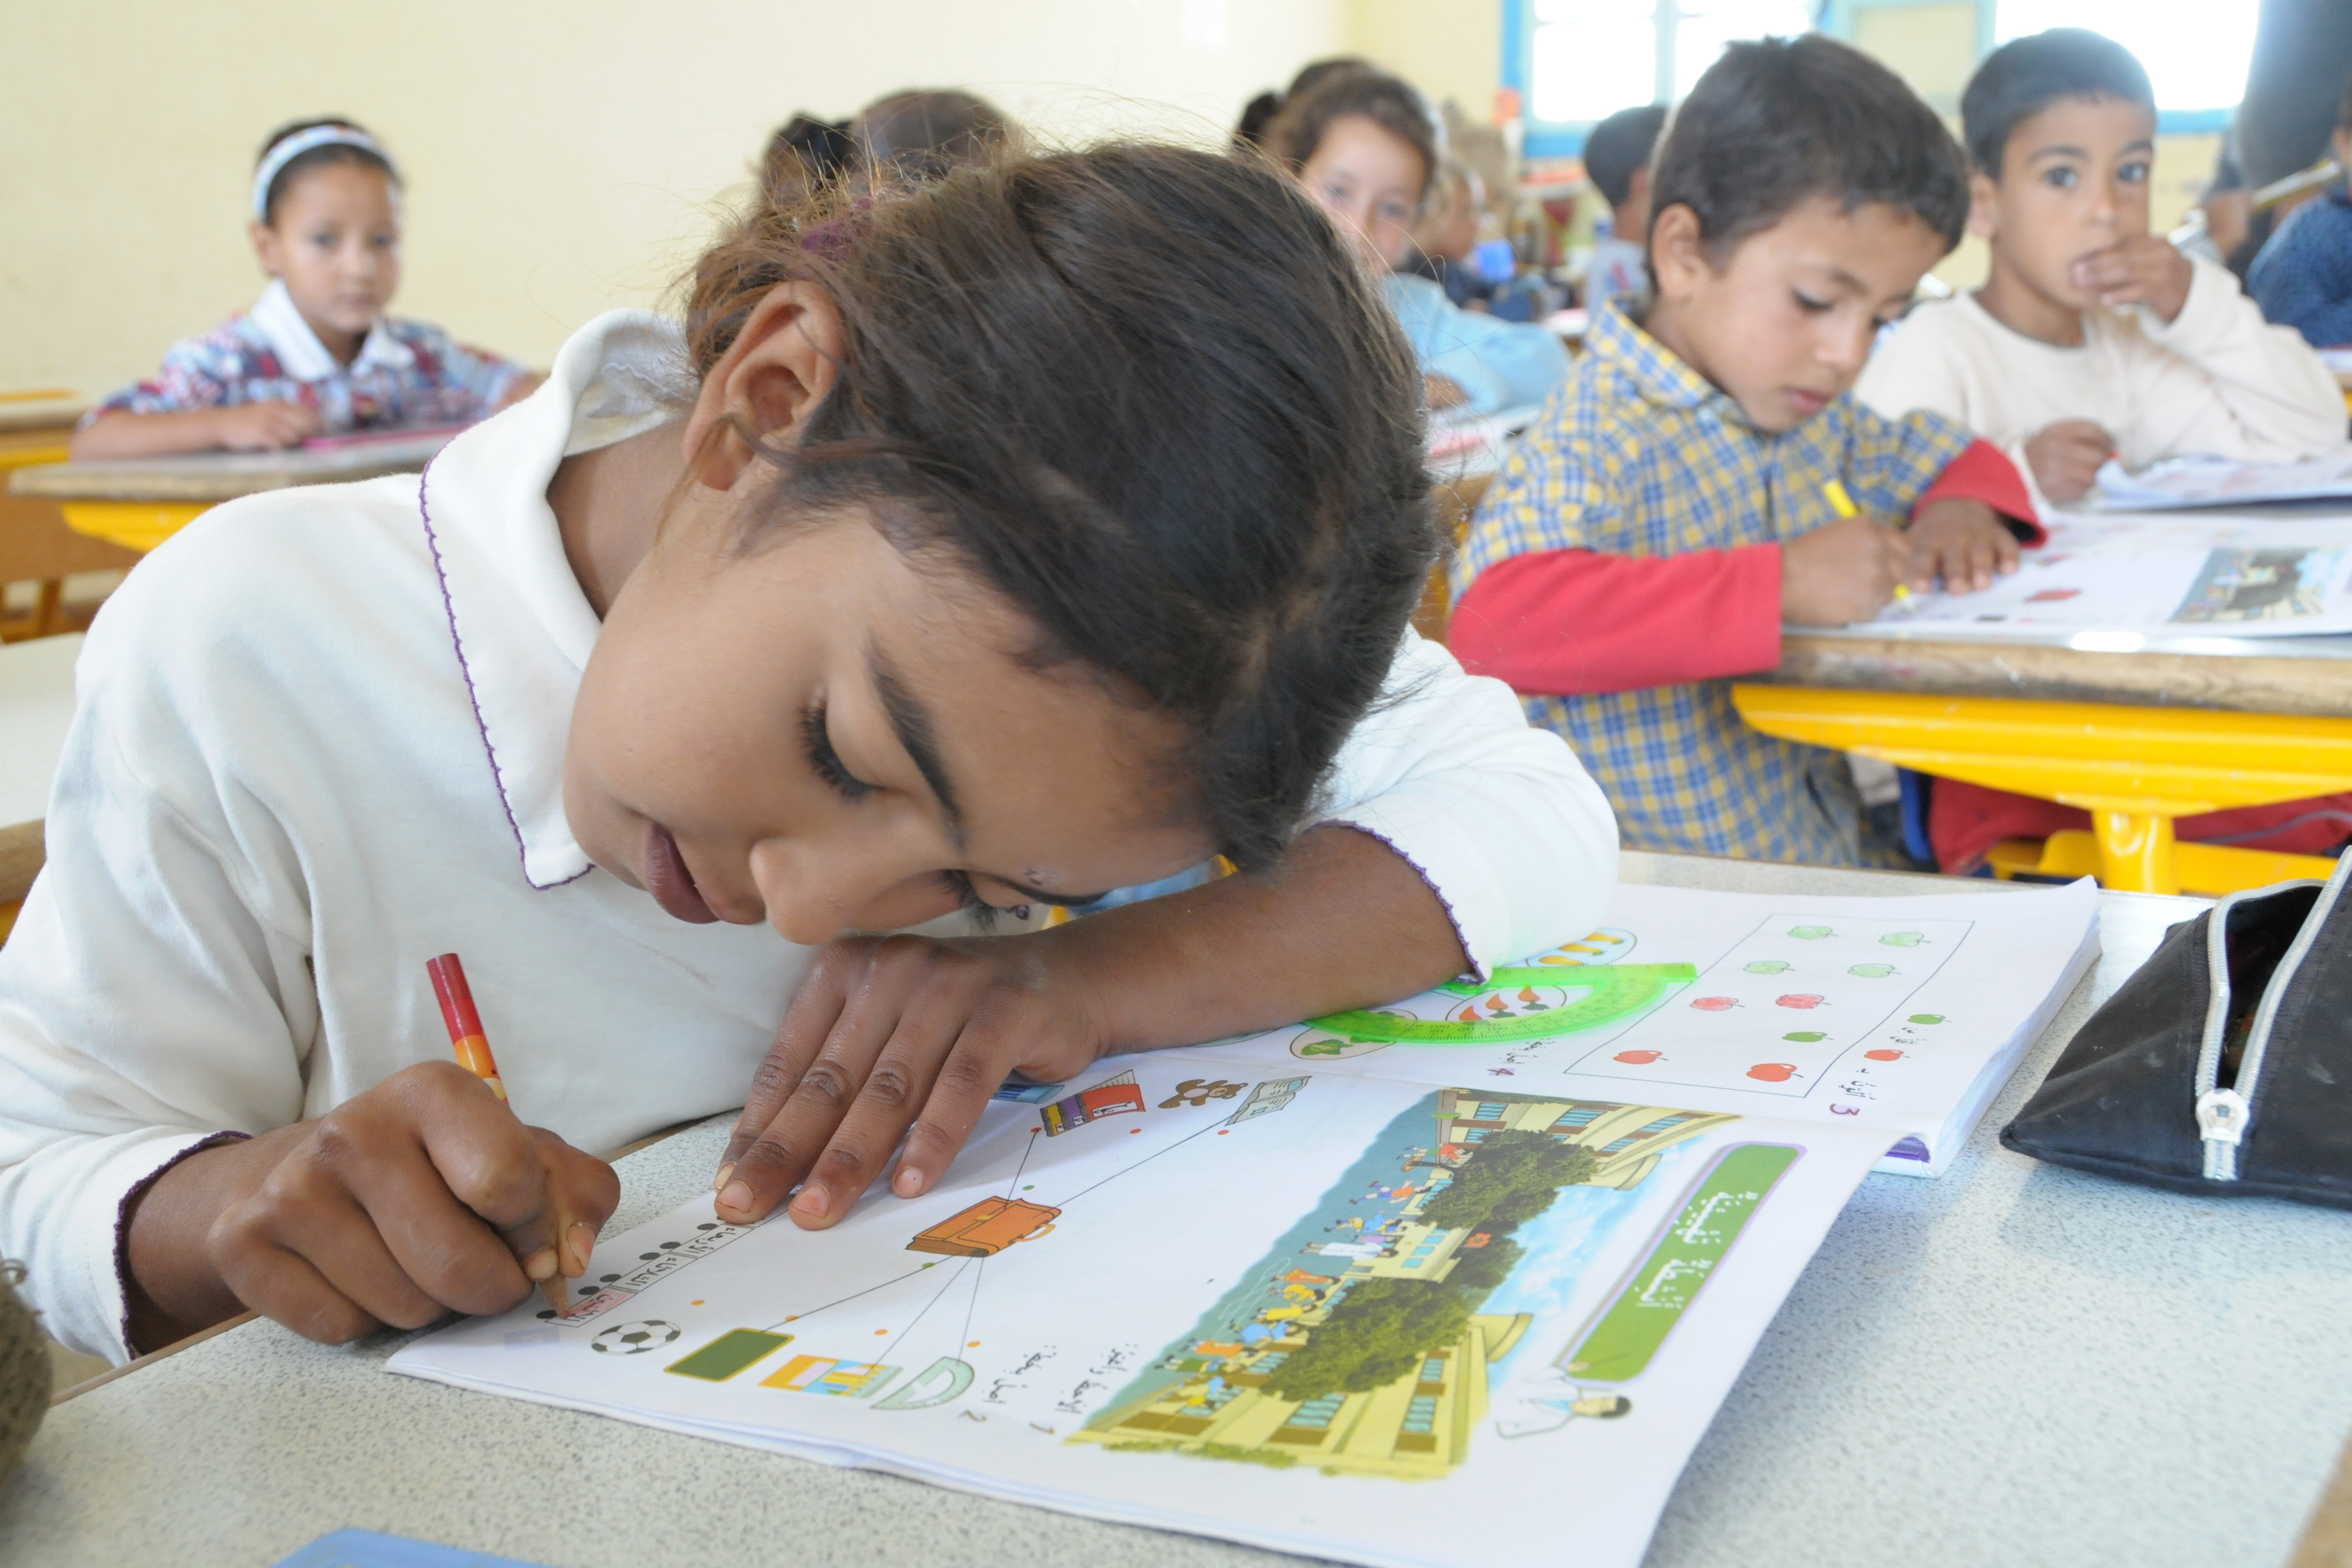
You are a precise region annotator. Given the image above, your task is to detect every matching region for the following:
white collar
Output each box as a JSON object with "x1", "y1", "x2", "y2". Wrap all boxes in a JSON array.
[
  {"x1": 419, "y1": 310, "x2": 695, "y2": 887},
  {"x1": 247, "y1": 278, "x2": 415, "y2": 381}
]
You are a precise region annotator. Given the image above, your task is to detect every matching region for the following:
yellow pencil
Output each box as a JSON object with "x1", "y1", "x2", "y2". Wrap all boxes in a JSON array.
[{"x1": 1823, "y1": 479, "x2": 1909, "y2": 603}]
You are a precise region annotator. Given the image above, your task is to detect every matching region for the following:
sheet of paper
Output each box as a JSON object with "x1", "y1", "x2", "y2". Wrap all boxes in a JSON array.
[
  {"x1": 392, "y1": 1056, "x2": 1893, "y2": 1568},
  {"x1": 1195, "y1": 879, "x2": 2096, "y2": 1178},
  {"x1": 2090, "y1": 449, "x2": 2352, "y2": 510},
  {"x1": 1865, "y1": 512, "x2": 2352, "y2": 636}
]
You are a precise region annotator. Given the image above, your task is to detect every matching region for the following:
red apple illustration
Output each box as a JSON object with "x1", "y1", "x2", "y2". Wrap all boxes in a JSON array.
[
  {"x1": 1747, "y1": 1062, "x2": 1801, "y2": 1082},
  {"x1": 1865, "y1": 1048, "x2": 1905, "y2": 1062},
  {"x1": 1776, "y1": 994, "x2": 1826, "y2": 1010},
  {"x1": 1690, "y1": 996, "x2": 1739, "y2": 1012},
  {"x1": 1614, "y1": 1049, "x2": 1665, "y2": 1064}
]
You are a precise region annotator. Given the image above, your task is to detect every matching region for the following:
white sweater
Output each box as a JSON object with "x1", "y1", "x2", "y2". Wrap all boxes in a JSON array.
[
  {"x1": 0, "y1": 312, "x2": 1618, "y2": 1361},
  {"x1": 1856, "y1": 257, "x2": 2348, "y2": 515}
]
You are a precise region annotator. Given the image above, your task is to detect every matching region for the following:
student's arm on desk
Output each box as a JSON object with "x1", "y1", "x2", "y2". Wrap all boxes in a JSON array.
[{"x1": 71, "y1": 403, "x2": 320, "y2": 459}]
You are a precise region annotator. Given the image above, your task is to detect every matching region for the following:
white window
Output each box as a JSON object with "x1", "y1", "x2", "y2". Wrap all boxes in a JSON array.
[
  {"x1": 1994, "y1": 1, "x2": 2259, "y2": 113},
  {"x1": 1530, "y1": 0, "x2": 1819, "y2": 126}
]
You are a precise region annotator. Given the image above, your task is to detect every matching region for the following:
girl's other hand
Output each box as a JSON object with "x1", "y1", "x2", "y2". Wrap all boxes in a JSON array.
[
  {"x1": 212, "y1": 400, "x2": 322, "y2": 450},
  {"x1": 122, "y1": 1060, "x2": 617, "y2": 1351},
  {"x1": 1904, "y1": 497, "x2": 2020, "y2": 594},
  {"x1": 714, "y1": 931, "x2": 1108, "y2": 1229}
]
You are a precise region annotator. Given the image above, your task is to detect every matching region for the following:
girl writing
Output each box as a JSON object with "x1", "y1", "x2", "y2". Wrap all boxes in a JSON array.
[
  {"x1": 1, "y1": 144, "x2": 1615, "y2": 1363},
  {"x1": 72, "y1": 118, "x2": 538, "y2": 459}
]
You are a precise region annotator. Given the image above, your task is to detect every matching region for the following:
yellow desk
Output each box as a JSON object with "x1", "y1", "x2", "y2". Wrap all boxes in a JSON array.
[
  {"x1": 1737, "y1": 630, "x2": 2352, "y2": 896},
  {"x1": 7, "y1": 431, "x2": 458, "y2": 554},
  {"x1": 0, "y1": 414, "x2": 143, "y2": 639}
]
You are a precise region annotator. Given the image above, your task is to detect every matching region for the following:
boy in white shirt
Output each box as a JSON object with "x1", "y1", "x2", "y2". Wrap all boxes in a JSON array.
[{"x1": 1858, "y1": 28, "x2": 2345, "y2": 514}]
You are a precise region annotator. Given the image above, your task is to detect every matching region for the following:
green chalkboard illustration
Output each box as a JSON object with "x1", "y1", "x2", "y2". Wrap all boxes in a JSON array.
[
  {"x1": 1306, "y1": 963, "x2": 1697, "y2": 1045},
  {"x1": 1559, "y1": 1143, "x2": 1799, "y2": 1383}
]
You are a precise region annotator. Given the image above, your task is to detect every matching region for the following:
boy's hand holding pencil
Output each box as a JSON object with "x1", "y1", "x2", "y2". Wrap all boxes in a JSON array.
[
  {"x1": 119, "y1": 972, "x2": 617, "y2": 1351},
  {"x1": 1781, "y1": 487, "x2": 1908, "y2": 626}
]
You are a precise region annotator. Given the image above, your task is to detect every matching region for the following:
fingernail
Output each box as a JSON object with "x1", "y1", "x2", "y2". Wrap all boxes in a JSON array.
[
  {"x1": 719, "y1": 1181, "x2": 754, "y2": 1214},
  {"x1": 523, "y1": 1246, "x2": 558, "y2": 1282},
  {"x1": 893, "y1": 1167, "x2": 924, "y2": 1197},
  {"x1": 712, "y1": 1163, "x2": 735, "y2": 1195},
  {"x1": 792, "y1": 1186, "x2": 829, "y2": 1220},
  {"x1": 567, "y1": 1222, "x2": 596, "y2": 1276}
]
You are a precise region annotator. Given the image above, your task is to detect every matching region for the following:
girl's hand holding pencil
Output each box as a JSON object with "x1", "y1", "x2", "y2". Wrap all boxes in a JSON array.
[{"x1": 119, "y1": 1062, "x2": 617, "y2": 1351}]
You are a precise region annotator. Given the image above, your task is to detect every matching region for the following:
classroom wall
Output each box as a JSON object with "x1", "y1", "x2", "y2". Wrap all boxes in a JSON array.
[
  {"x1": 0, "y1": 0, "x2": 1347, "y2": 399},
  {"x1": 1348, "y1": 0, "x2": 1505, "y2": 122}
]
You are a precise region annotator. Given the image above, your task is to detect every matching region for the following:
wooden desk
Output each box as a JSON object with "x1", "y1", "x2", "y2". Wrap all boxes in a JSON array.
[
  {"x1": 1736, "y1": 626, "x2": 2352, "y2": 896},
  {"x1": 0, "y1": 423, "x2": 137, "y2": 640},
  {"x1": 7, "y1": 852, "x2": 2348, "y2": 1568},
  {"x1": 9, "y1": 433, "x2": 455, "y2": 554}
]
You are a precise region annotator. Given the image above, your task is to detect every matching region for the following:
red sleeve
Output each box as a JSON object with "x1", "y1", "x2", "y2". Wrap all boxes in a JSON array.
[
  {"x1": 1916, "y1": 439, "x2": 2044, "y2": 545},
  {"x1": 1449, "y1": 545, "x2": 1785, "y2": 696}
]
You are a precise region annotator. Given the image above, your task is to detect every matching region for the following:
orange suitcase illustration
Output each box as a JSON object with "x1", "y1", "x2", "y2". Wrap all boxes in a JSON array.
[{"x1": 906, "y1": 1196, "x2": 1061, "y2": 1257}]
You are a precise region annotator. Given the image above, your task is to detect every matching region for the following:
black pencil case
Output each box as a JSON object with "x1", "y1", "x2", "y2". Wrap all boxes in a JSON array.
[{"x1": 2000, "y1": 855, "x2": 2352, "y2": 1208}]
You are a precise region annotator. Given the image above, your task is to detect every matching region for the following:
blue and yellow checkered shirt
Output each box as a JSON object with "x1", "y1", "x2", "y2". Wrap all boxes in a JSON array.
[{"x1": 1453, "y1": 302, "x2": 1973, "y2": 866}]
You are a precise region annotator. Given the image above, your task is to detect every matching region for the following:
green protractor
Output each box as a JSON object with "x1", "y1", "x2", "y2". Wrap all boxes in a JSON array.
[{"x1": 1307, "y1": 963, "x2": 1698, "y2": 1044}]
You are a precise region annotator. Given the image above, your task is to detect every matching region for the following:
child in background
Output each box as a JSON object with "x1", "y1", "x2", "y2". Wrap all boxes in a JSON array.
[
  {"x1": 849, "y1": 89, "x2": 1015, "y2": 185},
  {"x1": 1265, "y1": 68, "x2": 1568, "y2": 415},
  {"x1": 1857, "y1": 31, "x2": 2344, "y2": 513},
  {"x1": 1, "y1": 145, "x2": 1615, "y2": 1362},
  {"x1": 1450, "y1": 37, "x2": 2038, "y2": 867},
  {"x1": 2249, "y1": 71, "x2": 2352, "y2": 347},
  {"x1": 1404, "y1": 159, "x2": 1496, "y2": 311},
  {"x1": 1580, "y1": 105, "x2": 1667, "y2": 319},
  {"x1": 74, "y1": 120, "x2": 537, "y2": 459}
]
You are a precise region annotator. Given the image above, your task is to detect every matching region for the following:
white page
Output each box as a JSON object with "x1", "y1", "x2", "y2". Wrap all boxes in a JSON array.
[
  {"x1": 392, "y1": 1055, "x2": 1893, "y2": 1568},
  {"x1": 2090, "y1": 449, "x2": 2352, "y2": 510},
  {"x1": 1187, "y1": 879, "x2": 2097, "y2": 1177},
  {"x1": 1864, "y1": 512, "x2": 2352, "y2": 637}
]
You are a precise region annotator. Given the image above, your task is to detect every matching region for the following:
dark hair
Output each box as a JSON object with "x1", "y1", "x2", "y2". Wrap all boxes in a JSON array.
[
  {"x1": 850, "y1": 90, "x2": 1015, "y2": 184},
  {"x1": 1583, "y1": 105, "x2": 1668, "y2": 210},
  {"x1": 1651, "y1": 35, "x2": 1969, "y2": 261},
  {"x1": 761, "y1": 114, "x2": 854, "y2": 205},
  {"x1": 1235, "y1": 56, "x2": 1371, "y2": 149},
  {"x1": 684, "y1": 144, "x2": 1439, "y2": 869},
  {"x1": 254, "y1": 117, "x2": 397, "y2": 223},
  {"x1": 1261, "y1": 66, "x2": 1442, "y2": 204},
  {"x1": 1960, "y1": 30, "x2": 2155, "y2": 178}
]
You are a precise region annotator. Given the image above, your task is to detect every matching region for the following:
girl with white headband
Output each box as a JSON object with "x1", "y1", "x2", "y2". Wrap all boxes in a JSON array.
[{"x1": 72, "y1": 118, "x2": 540, "y2": 459}]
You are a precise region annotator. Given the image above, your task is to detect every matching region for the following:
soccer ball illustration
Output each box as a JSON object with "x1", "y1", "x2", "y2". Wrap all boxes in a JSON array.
[{"x1": 592, "y1": 1320, "x2": 680, "y2": 1355}]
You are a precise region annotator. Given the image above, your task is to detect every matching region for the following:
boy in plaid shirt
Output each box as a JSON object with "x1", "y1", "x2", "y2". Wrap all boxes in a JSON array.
[{"x1": 1451, "y1": 36, "x2": 2037, "y2": 866}]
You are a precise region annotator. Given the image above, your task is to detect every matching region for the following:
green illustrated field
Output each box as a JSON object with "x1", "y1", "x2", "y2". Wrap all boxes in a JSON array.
[
  {"x1": 1563, "y1": 1143, "x2": 1799, "y2": 1383},
  {"x1": 1308, "y1": 963, "x2": 1698, "y2": 1045}
]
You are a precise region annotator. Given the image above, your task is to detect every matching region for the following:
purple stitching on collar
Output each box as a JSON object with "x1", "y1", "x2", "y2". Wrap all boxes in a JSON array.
[{"x1": 418, "y1": 463, "x2": 592, "y2": 891}]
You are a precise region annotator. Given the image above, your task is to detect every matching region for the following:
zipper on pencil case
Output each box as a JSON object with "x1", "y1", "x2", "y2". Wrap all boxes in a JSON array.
[{"x1": 2194, "y1": 866, "x2": 2344, "y2": 1180}]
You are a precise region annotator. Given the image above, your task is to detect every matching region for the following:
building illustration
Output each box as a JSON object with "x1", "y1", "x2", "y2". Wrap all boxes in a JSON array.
[
  {"x1": 1073, "y1": 1312, "x2": 1532, "y2": 1478},
  {"x1": 1079, "y1": 1093, "x2": 1732, "y2": 1478},
  {"x1": 1430, "y1": 1091, "x2": 1734, "y2": 1190}
]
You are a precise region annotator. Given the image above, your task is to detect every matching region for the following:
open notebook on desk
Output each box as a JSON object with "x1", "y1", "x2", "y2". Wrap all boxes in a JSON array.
[
  {"x1": 391, "y1": 878, "x2": 2093, "y2": 1568},
  {"x1": 1866, "y1": 511, "x2": 2352, "y2": 637}
]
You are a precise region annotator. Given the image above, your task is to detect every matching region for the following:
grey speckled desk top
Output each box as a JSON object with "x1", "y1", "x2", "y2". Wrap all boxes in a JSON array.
[{"x1": 6, "y1": 852, "x2": 2349, "y2": 1567}]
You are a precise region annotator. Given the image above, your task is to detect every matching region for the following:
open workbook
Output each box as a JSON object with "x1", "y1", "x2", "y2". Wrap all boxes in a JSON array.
[{"x1": 391, "y1": 879, "x2": 2098, "y2": 1568}]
